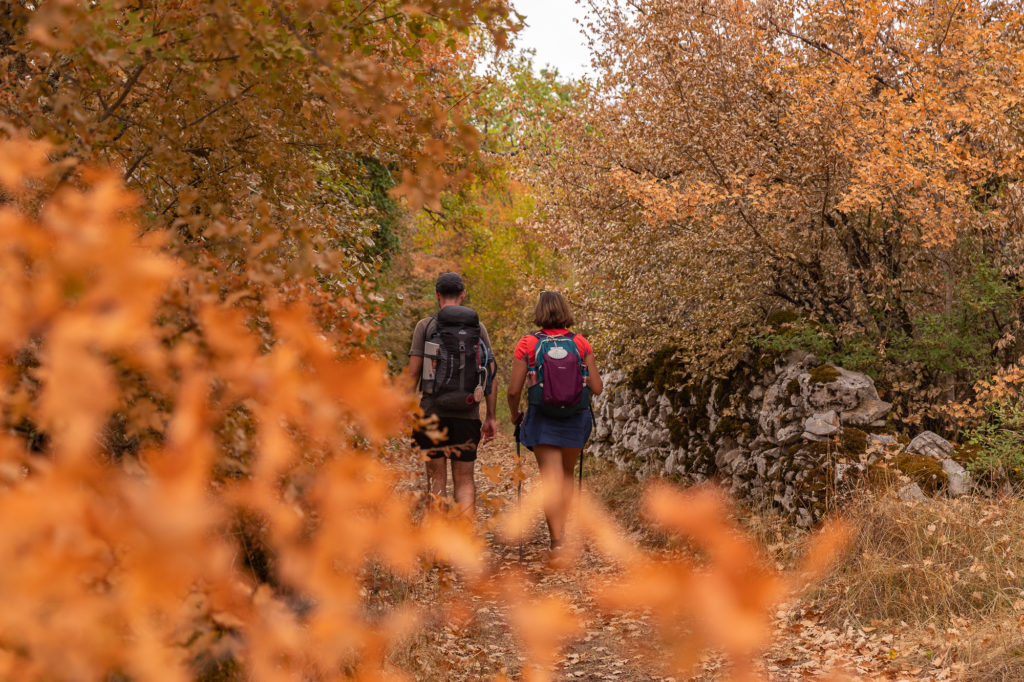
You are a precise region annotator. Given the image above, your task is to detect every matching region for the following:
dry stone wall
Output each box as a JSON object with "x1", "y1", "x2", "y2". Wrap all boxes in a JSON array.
[{"x1": 590, "y1": 350, "x2": 969, "y2": 526}]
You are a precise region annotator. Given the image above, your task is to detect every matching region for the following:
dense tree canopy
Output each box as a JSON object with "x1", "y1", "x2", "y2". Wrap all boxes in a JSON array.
[
  {"x1": 547, "y1": 0, "x2": 1024, "y2": 423},
  {"x1": 1, "y1": 0, "x2": 521, "y2": 451},
  {"x1": 2, "y1": 0, "x2": 518, "y2": 290}
]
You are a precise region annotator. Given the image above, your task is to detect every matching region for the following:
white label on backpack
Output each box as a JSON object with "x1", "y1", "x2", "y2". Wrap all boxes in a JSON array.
[
  {"x1": 422, "y1": 341, "x2": 439, "y2": 381},
  {"x1": 546, "y1": 346, "x2": 569, "y2": 360}
]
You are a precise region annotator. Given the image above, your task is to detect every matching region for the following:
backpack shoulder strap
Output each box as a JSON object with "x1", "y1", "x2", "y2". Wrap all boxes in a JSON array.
[{"x1": 528, "y1": 331, "x2": 547, "y2": 371}]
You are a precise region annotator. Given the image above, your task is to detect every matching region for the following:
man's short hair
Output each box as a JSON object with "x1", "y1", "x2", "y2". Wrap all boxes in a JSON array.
[{"x1": 435, "y1": 272, "x2": 465, "y2": 297}]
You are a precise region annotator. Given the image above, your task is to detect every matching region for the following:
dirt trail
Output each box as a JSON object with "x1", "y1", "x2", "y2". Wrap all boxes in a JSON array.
[{"x1": 396, "y1": 432, "x2": 926, "y2": 681}]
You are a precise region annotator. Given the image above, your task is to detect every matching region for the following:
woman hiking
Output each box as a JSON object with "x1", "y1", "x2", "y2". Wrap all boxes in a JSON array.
[{"x1": 507, "y1": 291, "x2": 603, "y2": 557}]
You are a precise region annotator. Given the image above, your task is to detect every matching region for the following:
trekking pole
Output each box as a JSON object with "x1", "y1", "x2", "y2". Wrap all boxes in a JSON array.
[
  {"x1": 578, "y1": 446, "x2": 584, "y2": 492},
  {"x1": 513, "y1": 417, "x2": 524, "y2": 563}
]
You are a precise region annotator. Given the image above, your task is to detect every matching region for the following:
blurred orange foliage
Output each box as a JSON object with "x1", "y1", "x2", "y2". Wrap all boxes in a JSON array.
[
  {"x1": 0, "y1": 1, "x2": 855, "y2": 678},
  {"x1": 0, "y1": 137, "x2": 851, "y2": 680},
  {"x1": 0, "y1": 135, "x2": 431, "y2": 680}
]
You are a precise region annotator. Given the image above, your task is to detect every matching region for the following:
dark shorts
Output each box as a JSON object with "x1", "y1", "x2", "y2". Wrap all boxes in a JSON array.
[{"x1": 412, "y1": 417, "x2": 482, "y2": 462}]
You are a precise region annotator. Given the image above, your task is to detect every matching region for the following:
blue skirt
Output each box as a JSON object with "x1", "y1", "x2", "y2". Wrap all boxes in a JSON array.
[{"x1": 520, "y1": 406, "x2": 593, "y2": 450}]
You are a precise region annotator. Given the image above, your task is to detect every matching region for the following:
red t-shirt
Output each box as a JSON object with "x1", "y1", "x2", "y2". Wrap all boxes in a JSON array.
[{"x1": 514, "y1": 329, "x2": 594, "y2": 367}]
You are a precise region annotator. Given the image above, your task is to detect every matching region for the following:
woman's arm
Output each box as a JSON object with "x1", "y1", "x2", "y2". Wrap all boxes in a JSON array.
[
  {"x1": 507, "y1": 356, "x2": 528, "y2": 423},
  {"x1": 585, "y1": 353, "x2": 603, "y2": 396}
]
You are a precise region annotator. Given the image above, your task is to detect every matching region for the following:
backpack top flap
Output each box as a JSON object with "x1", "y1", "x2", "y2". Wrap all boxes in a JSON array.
[
  {"x1": 435, "y1": 305, "x2": 479, "y2": 329},
  {"x1": 531, "y1": 332, "x2": 586, "y2": 373}
]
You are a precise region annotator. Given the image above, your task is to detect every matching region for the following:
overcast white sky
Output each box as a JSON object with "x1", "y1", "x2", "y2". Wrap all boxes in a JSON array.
[{"x1": 510, "y1": 0, "x2": 594, "y2": 79}]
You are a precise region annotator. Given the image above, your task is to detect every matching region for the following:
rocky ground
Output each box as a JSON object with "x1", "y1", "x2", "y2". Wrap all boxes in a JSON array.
[{"x1": 389, "y1": 431, "x2": 957, "y2": 681}]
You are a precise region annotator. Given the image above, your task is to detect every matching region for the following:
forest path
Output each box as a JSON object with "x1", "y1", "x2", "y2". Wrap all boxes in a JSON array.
[{"x1": 395, "y1": 431, "x2": 925, "y2": 681}]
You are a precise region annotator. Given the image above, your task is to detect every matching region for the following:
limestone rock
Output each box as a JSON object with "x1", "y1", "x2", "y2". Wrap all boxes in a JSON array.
[
  {"x1": 623, "y1": 434, "x2": 641, "y2": 454},
  {"x1": 806, "y1": 366, "x2": 881, "y2": 413},
  {"x1": 591, "y1": 356, "x2": 923, "y2": 523},
  {"x1": 804, "y1": 410, "x2": 839, "y2": 437},
  {"x1": 906, "y1": 431, "x2": 954, "y2": 460},
  {"x1": 664, "y1": 452, "x2": 677, "y2": 475},
  {"x1": 774, "y1": 423, "x2": 803, "y2": 445},
  {"x1": 774, "y1": 487, "x2": 796, "y2": 512},
  {"x1": 898, "y1": 482, "x2": 927, "y2": 503},
  {"x1": 658, "y1": 394, "x2": 673, "y2": 421},
  {"x1": 942, "y1": 458, "x2": 972, "y2": 497},
  {"x1": 643, "y1": 428, "x2": 669, "y2": 448},
  {"x1": 840, "y1": 399, "x2": 892, "y2": 426},
  {"x1": 715, "y1": 447, "x2": 745, "y2": 472},
  {"x1": 758, "y1": 362, "x2": 806, "y2": 437}
]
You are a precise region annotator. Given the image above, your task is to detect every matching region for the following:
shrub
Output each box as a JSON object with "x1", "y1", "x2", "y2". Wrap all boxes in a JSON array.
[{"x1": 963, "y1": 399, "x2": 1024, "y2": 487}]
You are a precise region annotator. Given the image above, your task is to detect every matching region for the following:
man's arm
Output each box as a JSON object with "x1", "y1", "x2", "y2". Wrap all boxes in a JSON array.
[
  {"x1": 406, "y1": 355, "x2": 423, "y2": 391},
  {"x1": 479, "y1": 322, "x2": 497, "y2": 442},
  {"x1": 406, "y1": 318, "x2": 428, "y2": 391},
  {"x1": 481, "y1": 372, "x2": 497, "y2": 442}
]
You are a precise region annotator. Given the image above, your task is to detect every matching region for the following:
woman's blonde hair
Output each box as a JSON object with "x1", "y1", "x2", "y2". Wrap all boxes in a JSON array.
[{"x1": 533, "y1": 290, "x2": 574, "y2": 329}]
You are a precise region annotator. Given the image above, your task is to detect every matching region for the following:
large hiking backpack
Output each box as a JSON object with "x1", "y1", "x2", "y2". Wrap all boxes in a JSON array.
[
  {"x1": 422, "y1": 305, "x2": 496, "y2": 413},
  {"x1": 527, "y1": 331, "x2": 590, "y2": 418}
]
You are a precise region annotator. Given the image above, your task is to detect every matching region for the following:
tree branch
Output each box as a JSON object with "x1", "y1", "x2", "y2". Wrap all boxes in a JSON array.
[
  {"x1": 98, "y1": 61, "x2": 149, "y2": 123},
  {"x1": 183, "y1": 83, "x2": 254, "y2": 130},
  {"x1": 123, "y1": 146, "x2": 151, "y2": 182},
  {"x1": 763, "y1": 15, "x2": 898, "y2": 92}
]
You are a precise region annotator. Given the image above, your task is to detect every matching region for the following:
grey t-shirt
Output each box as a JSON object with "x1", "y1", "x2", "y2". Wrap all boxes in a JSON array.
[{"x1": 409, "y1": 314, "x2": 492, "y2": 420}]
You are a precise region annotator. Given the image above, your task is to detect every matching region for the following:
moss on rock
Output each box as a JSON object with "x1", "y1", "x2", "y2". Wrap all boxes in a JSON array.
[
  {"x1": 710, "y1": 416, "x2": 738, "y2": 441},
  {"x1": 786, "y1": 377, "x2": 801, "y2": 397},
  {"x1": 894, "y1": 453, "x2": 944, "y2": 494},
  {"x1": 784, "y1": 427, "x2": 868, "y2": 461},
  {"x1": 667, "y1": 416, "x2": 688, "y2": 447},
  {"x1": 809, "y1": 363, "x2": 842, "y2": 384},
  {"x1": 627, "y1": 345, "x2": 689, "y2": 393},
  {"x1": 840, "y1": 427, "x2": 868, "y2": 456}
]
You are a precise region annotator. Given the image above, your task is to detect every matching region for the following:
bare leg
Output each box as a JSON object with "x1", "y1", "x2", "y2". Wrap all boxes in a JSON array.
[
  {"x1": 560, "y1": 448, "x2": 581, "y2": 532},
  {"x1": 534, "y1": 444, "x2": 567, "y2": 548},
  {"x1": 426, "y1": 456, "x2": 447, "y2": 501},
  {"x1": 450, "y1": 459, "x2": 476, "y2": 519}
]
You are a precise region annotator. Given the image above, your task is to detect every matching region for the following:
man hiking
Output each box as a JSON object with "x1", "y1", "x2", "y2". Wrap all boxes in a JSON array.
[{"x1": 407, "y1": 272, "x2": 497, "y2": 518}]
